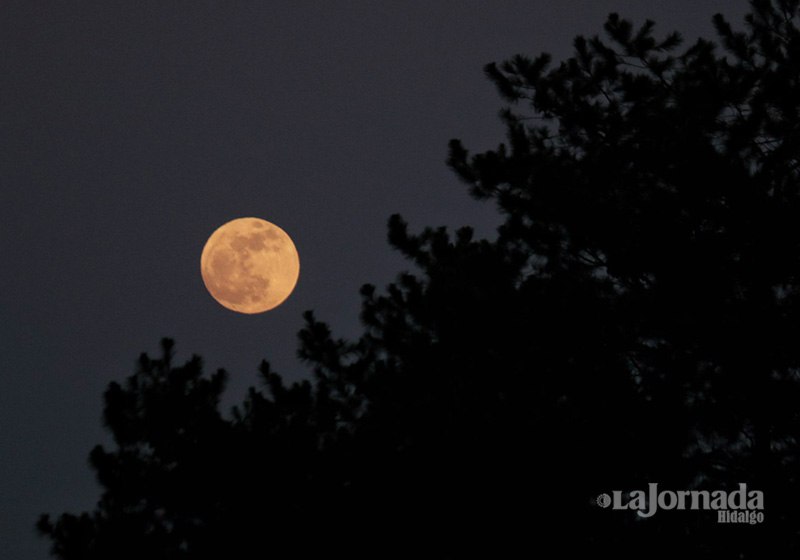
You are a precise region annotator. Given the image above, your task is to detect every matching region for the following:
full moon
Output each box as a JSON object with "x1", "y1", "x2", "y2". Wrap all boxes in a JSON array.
[{"x1": 200, "y1": 217, "x2": 300, "y2": 314}]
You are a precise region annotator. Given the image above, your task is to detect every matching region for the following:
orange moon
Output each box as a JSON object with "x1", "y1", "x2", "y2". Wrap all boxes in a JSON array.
[{"x1": 200, "y1": 217, "x2": 300, "y2": 314}]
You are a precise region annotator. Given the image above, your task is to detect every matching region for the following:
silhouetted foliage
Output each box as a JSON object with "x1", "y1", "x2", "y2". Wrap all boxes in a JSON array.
[{"x1": 40, "y1": 1, "x2": 800, "y2": 557}]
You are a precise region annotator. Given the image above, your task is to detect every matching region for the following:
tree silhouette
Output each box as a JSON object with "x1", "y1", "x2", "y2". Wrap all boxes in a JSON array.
[{"x1": 39, "y1": 1, "x2": 800, "y2": 557}]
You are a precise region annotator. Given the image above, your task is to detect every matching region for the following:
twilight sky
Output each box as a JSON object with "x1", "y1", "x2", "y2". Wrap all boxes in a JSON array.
[{"x1": 1, "y1": 1, "x2": 747, "y2": 557}]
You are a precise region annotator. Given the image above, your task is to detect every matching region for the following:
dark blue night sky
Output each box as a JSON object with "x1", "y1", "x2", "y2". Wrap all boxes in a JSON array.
[{"x1": 1, "y1": 2, "x2": 747, "y2": 557}]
